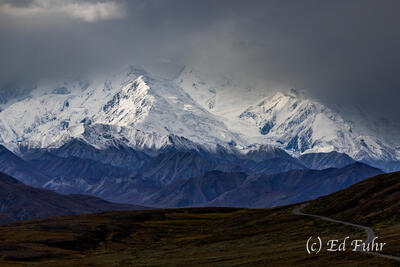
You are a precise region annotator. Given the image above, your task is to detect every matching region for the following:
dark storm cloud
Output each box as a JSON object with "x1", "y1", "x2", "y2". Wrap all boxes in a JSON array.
[{"x1": 1, "y1": 0, "x2": 400, "y2": 121}]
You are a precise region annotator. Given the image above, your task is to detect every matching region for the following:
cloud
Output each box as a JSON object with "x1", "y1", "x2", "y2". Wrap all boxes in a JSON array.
[
  {"x1": 0, "y1": 0, "x2": 125, "y2": 22},
  {"x1": 0, "y1": 0, "x2": 400, "y2": 127}
]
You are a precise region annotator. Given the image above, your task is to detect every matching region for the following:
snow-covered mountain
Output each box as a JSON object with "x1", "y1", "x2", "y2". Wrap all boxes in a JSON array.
[
  {"x1": 176, "y1": 66, "x2": 267, "y2": 139},
  {"x1": 237, "y1": 89, "x2": 399, "y2": 163},
  {"x1": 0, "y1": 66, "x2": 242, "y2": 153},
  {"x1": 176, "y1": 67, "x2": 400, "y2": 166},
  {"x1": 0, "y1": 64, "x2": 398, "y2": 169}
]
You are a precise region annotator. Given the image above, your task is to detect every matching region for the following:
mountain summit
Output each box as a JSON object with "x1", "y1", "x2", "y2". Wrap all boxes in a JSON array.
[
  {"x1": 0, "y1": 65, "x2": 398, "y2": 170},
  {"x1": 238, "y1": 90, "x2": 398, "y2": 164}
]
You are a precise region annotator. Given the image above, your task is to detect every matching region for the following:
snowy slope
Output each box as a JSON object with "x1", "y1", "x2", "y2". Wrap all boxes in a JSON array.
[
  {"x1": 0, "y1": 66, "x2": 242, "y2": 153},
  {"x1": 238, "y1": 89, "x2": 398, "y2": 162},
  {"x1": 0, "y1": 64, "x2": 398, "y2": 166},
  {"x1": 176, "y1": 66, "x2": 266, "y2": 138},
  {"x1": 176, "y1": 67, "x2": 399, "y2": 163}
]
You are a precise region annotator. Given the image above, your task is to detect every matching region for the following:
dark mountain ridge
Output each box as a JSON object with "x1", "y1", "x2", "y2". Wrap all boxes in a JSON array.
[
  {"x1": 0, "y1": 138, "x2": 385, "y2": 209},
  {"x1": 0, "y1": 145, "x2": 50, "y2": 186},
  {"x1": 143, "y1": 171, "x2": 248, "y2": 207},
  {"x1": 0, "y1": 172, "x2": 143, "y2": 225},
  {"x1": 143, "y1": 162, "x2": 382, "y2": 208}
]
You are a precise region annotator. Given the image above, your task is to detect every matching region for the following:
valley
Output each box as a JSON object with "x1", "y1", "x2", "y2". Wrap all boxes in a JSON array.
[{"x1": 0, "y1": 171, "x2": 399, "y2": 266}]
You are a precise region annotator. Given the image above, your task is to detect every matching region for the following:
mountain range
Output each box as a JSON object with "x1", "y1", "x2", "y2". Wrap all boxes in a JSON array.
[
  {"x1": 143, "y1": 163, "x2": 382, "y2": 208},
  {"x1": 0, "y1": 65, "x2": 398, "y2": 167},
  {"x1": 0, "y1": 143, "x2": 382, "y2": 209},
  {"x1": 0, "y1": 64, "x2": 398, "y2": 209}
]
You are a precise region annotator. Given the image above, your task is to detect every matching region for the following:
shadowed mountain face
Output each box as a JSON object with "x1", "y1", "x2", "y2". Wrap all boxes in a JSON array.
[
  {"x1": 0, "y1": 145, "x2": 50, "y2": 186},
  {"x1": 243, "y1": 157, "x2": 306, "y2": 174},
  {"x1": 306, "y1": 171, "x2": 400, "y2": 226},
  {"x1": 143, "y1": 163, "x2": 382, "y2": 208},
  {"x1": 28, "y1": 152, "x2": 133, "y2": 187},
  {"x1": 10, "y1": 142, "x2": 307, "y2": 205},
  {"x1": 211, "y1": 162, "x2": 382, "y2": 208},
  {"x1": 0, "y1": 140, "x2": 384, "y2": 209},
  {"x1": 234, "y1": 145, "x2": 307, "y2": 174},
  {"x1": 143, "y1": 171, "x2": 248, "y2": 207},
  {"x1": 299, "y1": 151, "x2": 355, "y2": 170},
  {"x1": 0, "y1": 172, "x2": 143, "y2": 225},
  {"x1": 138, "y1": 152, "x2": 244, "y2": 185},
  {"x1": 45, "y1": 139, "x2": 151, "y2": 172}
]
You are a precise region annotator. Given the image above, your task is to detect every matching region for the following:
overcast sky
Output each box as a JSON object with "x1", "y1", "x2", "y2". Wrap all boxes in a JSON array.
[{"x1": 1, "y1": 0, "x2": 400, "y2": 123}]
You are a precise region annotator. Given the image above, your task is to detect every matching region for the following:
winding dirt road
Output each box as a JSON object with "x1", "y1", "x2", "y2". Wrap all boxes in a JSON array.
[{"x1": 293, "y1": 203, "x2": 400, "y2": 262}]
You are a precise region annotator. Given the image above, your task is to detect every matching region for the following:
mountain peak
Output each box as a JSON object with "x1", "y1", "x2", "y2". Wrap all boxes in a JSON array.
[
  {"x1": 238, "y1": 89, "x2": 399, "y2": 164},
  {"x1": 288, "y1": 88, "x2": 299, "y2": 96},
  {"x1": 0, "y1": 64, "x2": 398, "y2": 170},
  {"x1": 284, "y1": 88, "x2": 308, "y2": 99},
  {"x1": 125, "y1": 65, "x2": 149, "y2": 78}
]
